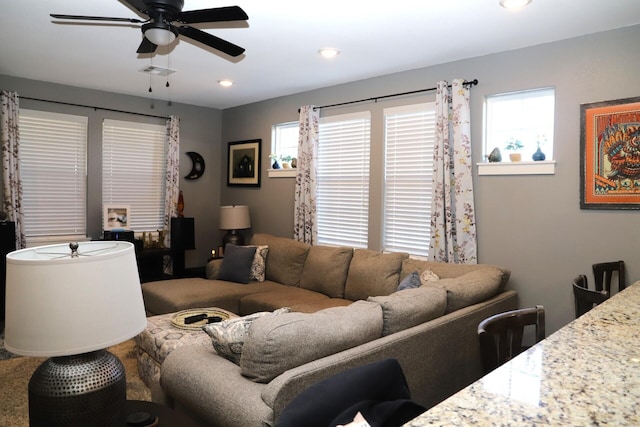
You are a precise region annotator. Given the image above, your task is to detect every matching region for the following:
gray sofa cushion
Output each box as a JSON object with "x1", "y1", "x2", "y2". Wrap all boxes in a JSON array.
[
  {"x1": 421, "y1": 266, "x2": 507, "y2": 313},
  {"x1": 368, "y1": 287, "x2": 447, "y2": 336},
  {"x1": 240, "y1": 301, "x2": 383, "y2": 383},
  {"x1": 344, "y1": 250, "x2": 409, "y2": 301},
  {"x1": 250, "y1": 233, "x2": 310, "y2": 286},
  {"x1": 299, "y1": 245, "x2": 353, "y2": 298},
  {"x1": 238, "y1": 286, "x2": 329, "y2": 315}
]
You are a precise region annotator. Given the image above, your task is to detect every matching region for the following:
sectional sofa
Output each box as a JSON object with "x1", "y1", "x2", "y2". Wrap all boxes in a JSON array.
[{"x1": 141, "y1": 233, "x2": 518, "y2": 426}]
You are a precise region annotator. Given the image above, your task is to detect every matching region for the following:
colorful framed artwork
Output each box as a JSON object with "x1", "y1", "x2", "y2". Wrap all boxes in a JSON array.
[
  {"x1": 227, "y1": 139, "x2": 261, "y2": 187},
  {"x1": 580, "y1": 96, "x2": 640, "y2": 209},
  {"x1": 103, "y1": 205, "x2": 130, "y2": 230}
]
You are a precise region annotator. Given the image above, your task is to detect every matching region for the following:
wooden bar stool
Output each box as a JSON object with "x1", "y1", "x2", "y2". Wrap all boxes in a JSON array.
[
  {"x1": 477, "y1": 305, "x2": 545, "y2": 374},
  {"x1": 573, "y1": 274, "x2": 609, "y2": 318},
  {"x1": 592, "y1": 260, "x2": 625, "y2": 293}
]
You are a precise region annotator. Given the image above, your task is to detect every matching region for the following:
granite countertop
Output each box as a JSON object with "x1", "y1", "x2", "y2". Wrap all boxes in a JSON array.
[{"x1": 405, "y1": 281, "x2": 640, "y2": 426}]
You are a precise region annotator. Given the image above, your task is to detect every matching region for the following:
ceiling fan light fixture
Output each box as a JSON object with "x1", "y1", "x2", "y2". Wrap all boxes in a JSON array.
[
  {"x1": 319, "y1": 48, "x2": 340, "y2": 59},
  {"x1": 499, "y1": 0, "x2": 532, "y2": 9},
  {"x1": 144, "y1": 24, "x2": 177, "y2": 46},
  {"x1": 218, "y1": 79, "x2": 234, "y2": 87}
]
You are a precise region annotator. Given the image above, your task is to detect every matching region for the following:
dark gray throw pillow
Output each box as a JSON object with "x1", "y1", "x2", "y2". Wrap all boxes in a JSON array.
[{"x1": 218, "y1": 244, "x2": 257, "y2": 284}]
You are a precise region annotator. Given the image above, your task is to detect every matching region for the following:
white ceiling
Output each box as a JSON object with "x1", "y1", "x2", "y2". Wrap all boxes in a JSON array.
[{"x1": 2, "y1": 1, "x2": 640, "y2": 109}]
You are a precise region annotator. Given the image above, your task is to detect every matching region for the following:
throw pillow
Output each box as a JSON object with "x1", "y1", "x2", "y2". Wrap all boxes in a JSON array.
[
  {"x1": 419, "y1": 269, "x2": 439, "y2": 285},
  {"x1": 217, "y1": 244, "x2": 257, "y2": 284},
  {"x1": 397, "y1": 271, "x2": 420, "y2": 291},
  {"x1": 247, "y1": 245, "x2": 269, "y2": 282},
  {"x1": 202, "y1": 307, "x2": 290, "y2": 365}
]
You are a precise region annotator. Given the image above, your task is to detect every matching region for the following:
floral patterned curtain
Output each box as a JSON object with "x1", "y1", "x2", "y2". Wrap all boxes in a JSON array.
[
  {"x1": 0, "y1": 91, "x2": 25, "y2": 249},
  {"x1": 163, "y1": 115, "x2": 180, "y2": 273},
  {"x1": 429, "y1": 80, "x2": 477, "y2": 263},
  {"x1": 293, "y1": 105, "x2": 319, "y2": 244}
]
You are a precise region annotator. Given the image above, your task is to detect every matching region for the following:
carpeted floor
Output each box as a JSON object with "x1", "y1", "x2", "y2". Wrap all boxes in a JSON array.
[{"x1": 0, "y1": 339, "x2": 151, "y2": 427}]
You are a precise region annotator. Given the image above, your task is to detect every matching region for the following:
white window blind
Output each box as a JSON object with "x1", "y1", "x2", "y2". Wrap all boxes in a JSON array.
[
  {"x1": 102, "y1": 119, "x2": 166, "y2": 232},
  {"x1": 317, "y1": 112, "x2": 371, "y2": 248},
  {"x1": 384, "y1": 103, "x2": 435, "y2": 257},
  {"x1": 19, "y1": 109, "x2": 87, "y2": 239}
]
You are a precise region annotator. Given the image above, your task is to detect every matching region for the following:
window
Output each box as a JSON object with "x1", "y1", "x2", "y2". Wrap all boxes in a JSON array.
[
  {"x1": 271, "y1": 121, "x2": 299, "y2": 167},
  {"x1": 19, "y1": 110, "x2": 88, "y2": 241},
  {"x1": 485, "y1": 88, "x2": 555, "y2": 162},
  {"x1": 383, "y1": 103, "x2": 435, "y2": 257},
  {"x1": 317, "y1": 112, "x2": 371, "y2": 248},
  {"x1": 102, "y1": 119, "x2": 166, "y2": 232}
]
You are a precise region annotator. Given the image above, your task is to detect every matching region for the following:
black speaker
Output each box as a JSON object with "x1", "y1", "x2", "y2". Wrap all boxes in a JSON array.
[
  {"x1": 171, "y1": 217, "x2": 195, "y2": 250},
  {"x1": 0, "y1": 221, "x2": 16, "y2": 321}
]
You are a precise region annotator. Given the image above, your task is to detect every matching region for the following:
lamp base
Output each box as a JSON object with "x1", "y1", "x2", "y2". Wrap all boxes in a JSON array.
[
  {"x1": 222, "y1": 230, "x2": 245, "y2": 247},
  {"x1": 28, "y1": 349, "x2": 126, "y2": 427}
]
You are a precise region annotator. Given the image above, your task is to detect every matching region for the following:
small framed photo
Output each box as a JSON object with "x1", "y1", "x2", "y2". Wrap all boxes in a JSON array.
[
  {"x1": 227, "y1": 139, "x2": 261, "y2": 187},
  {"x1": 103, "y1": 205, "x2": 130, "y2": 230},
  {"x1": 580, "y1": 96, "x2": 640, "y2": 209}
]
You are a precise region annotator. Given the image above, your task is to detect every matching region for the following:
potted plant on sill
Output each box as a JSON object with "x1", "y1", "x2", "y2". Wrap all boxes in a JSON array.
[
  {"x1": 280, "y1": 154, "x2": 293, "y2": 169},
  {"x1": 505, "y1": 138, "x2": 524, "y2": 162}
]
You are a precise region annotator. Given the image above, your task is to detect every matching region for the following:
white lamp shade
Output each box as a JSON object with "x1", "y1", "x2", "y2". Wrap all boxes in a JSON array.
[
  {"x1": 145, "y1": 27, "x2": 176, "y2": 46},
  {"x1": 219, "y1": 205, "x2": 251, "y2": 230},
  {"x1": 4, "y1": 241, "x2": 147, "y2": 357}
]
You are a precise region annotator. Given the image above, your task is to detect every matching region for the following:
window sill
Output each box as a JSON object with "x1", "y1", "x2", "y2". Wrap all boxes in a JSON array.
[
  {"x1": 477, "y1": 160, "x2": 556, "y2": 176},
  {"x1": 268, "y1": 168, "x2": 297, "y2": 178}
]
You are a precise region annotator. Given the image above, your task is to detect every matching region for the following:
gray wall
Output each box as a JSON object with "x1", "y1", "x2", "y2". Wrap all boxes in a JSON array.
[
  {"x1": 221, "y1": 25, "x2": 640, "y2": 334},
  {"x1": 0, "y1": 75, "x2": 223, "y2": 268}
]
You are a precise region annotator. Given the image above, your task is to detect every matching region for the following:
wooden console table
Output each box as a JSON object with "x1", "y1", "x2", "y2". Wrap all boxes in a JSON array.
[{"x1": 404, "y1": 280, "x2": 640, "y2": 426}]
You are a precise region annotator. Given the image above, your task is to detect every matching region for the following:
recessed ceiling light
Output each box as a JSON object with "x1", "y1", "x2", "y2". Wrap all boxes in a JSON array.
[
  {"x1": 499, "y1": 0, "x2": 532, "y2": 9},
  {"x1": 218, "y1": 79, "x2": 234, "y2": 87},
  {"x1": 319, "y1": 48, "x2": 340, "y2": 59}
]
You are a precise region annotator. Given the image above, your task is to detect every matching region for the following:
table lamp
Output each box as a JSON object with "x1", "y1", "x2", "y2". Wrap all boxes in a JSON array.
[
  {"x1": 4, "y1": 241, "x2": 147, "y2": 427},
  {"x1": 219, "y1": 205, "x2": 251, "y2": 246}
]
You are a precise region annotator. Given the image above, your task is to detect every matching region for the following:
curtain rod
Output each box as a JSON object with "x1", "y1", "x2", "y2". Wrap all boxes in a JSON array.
[
  {"x1": 300, "y1": 79, "x2": 478, "y2": 112},
  {"x1": 19, "y1": 96, "x2": 169, "y2": 120}
]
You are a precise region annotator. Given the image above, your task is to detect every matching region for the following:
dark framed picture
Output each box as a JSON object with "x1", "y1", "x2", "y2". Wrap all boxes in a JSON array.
[
  {"x1": 227, "y1": 139, "x2": 261, "y2": 187},
  {"x1": 580, "y1": 96, "x2": 640, "y2": 209}
]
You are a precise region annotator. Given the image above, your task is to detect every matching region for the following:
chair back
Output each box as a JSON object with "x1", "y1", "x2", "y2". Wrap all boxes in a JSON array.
[
  {"x1": 477, "y1": 305, "x2": 545, "y2": 374},
  {"x1": 573, "y1": 274, "x2": 609, "y2": 318},
  {"x1": 592, "y1": 260, "x2": 625, "y2": 293}
]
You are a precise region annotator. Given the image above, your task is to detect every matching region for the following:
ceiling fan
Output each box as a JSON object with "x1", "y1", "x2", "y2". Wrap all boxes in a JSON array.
[{"x1": 50, "y1": 0, "x2": 248, "y2": 57}]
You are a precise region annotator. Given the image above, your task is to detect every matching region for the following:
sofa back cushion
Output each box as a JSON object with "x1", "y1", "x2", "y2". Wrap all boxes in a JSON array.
[
  {"x1": 299, "y1": 245, "x2": 353, "y2": 298},
  {"x1": 367, "y1": 286, "x2": 447, "y2": 336},
  {"x1": 421, "y1": 266, "x2": 509, "y2": 313},
  {"x1": 250, "y1": 233, "x2": 311, "y2": 286},
  {"x1": 401, "y1": 258, "x2": 510, "y2": 289},
  {"x1": 344, "y1": 250, "x2": 409, "y2": 301},
  {"x1": 240, "y1": 300, "x2": 383, "y2": 383}
]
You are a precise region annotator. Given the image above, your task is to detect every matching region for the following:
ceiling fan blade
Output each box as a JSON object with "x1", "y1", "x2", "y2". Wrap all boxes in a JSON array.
[
  {"x1": 178, "y1": 26, "x2": 245, "y2": 57},
  {"x1": 177, "y1": 6, "x2": 248, "y2": 24},
  {"x1": 120, "y1": 0, "x2": 151, "y2": 15},
  {"x1": 136, "y1": 37, "x2": 158, "y2": 54},
  {"x1": 50, "y1": 14, "x2": 145, "y2": 23}
]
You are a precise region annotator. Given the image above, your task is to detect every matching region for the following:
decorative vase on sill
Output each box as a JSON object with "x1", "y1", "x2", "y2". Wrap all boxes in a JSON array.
[
  {"x1": 272, "y1": 160, "x2": 280, "y2": 169},
  {"x1": 532, "y1": 146, "x2": 546, "y2": 161},
  {"x1": 177, "y1": 191, "x2": 185, "y2": 217},
  {"x1": 509, "y1": 153, "x2": 522, "y2": 162}
]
